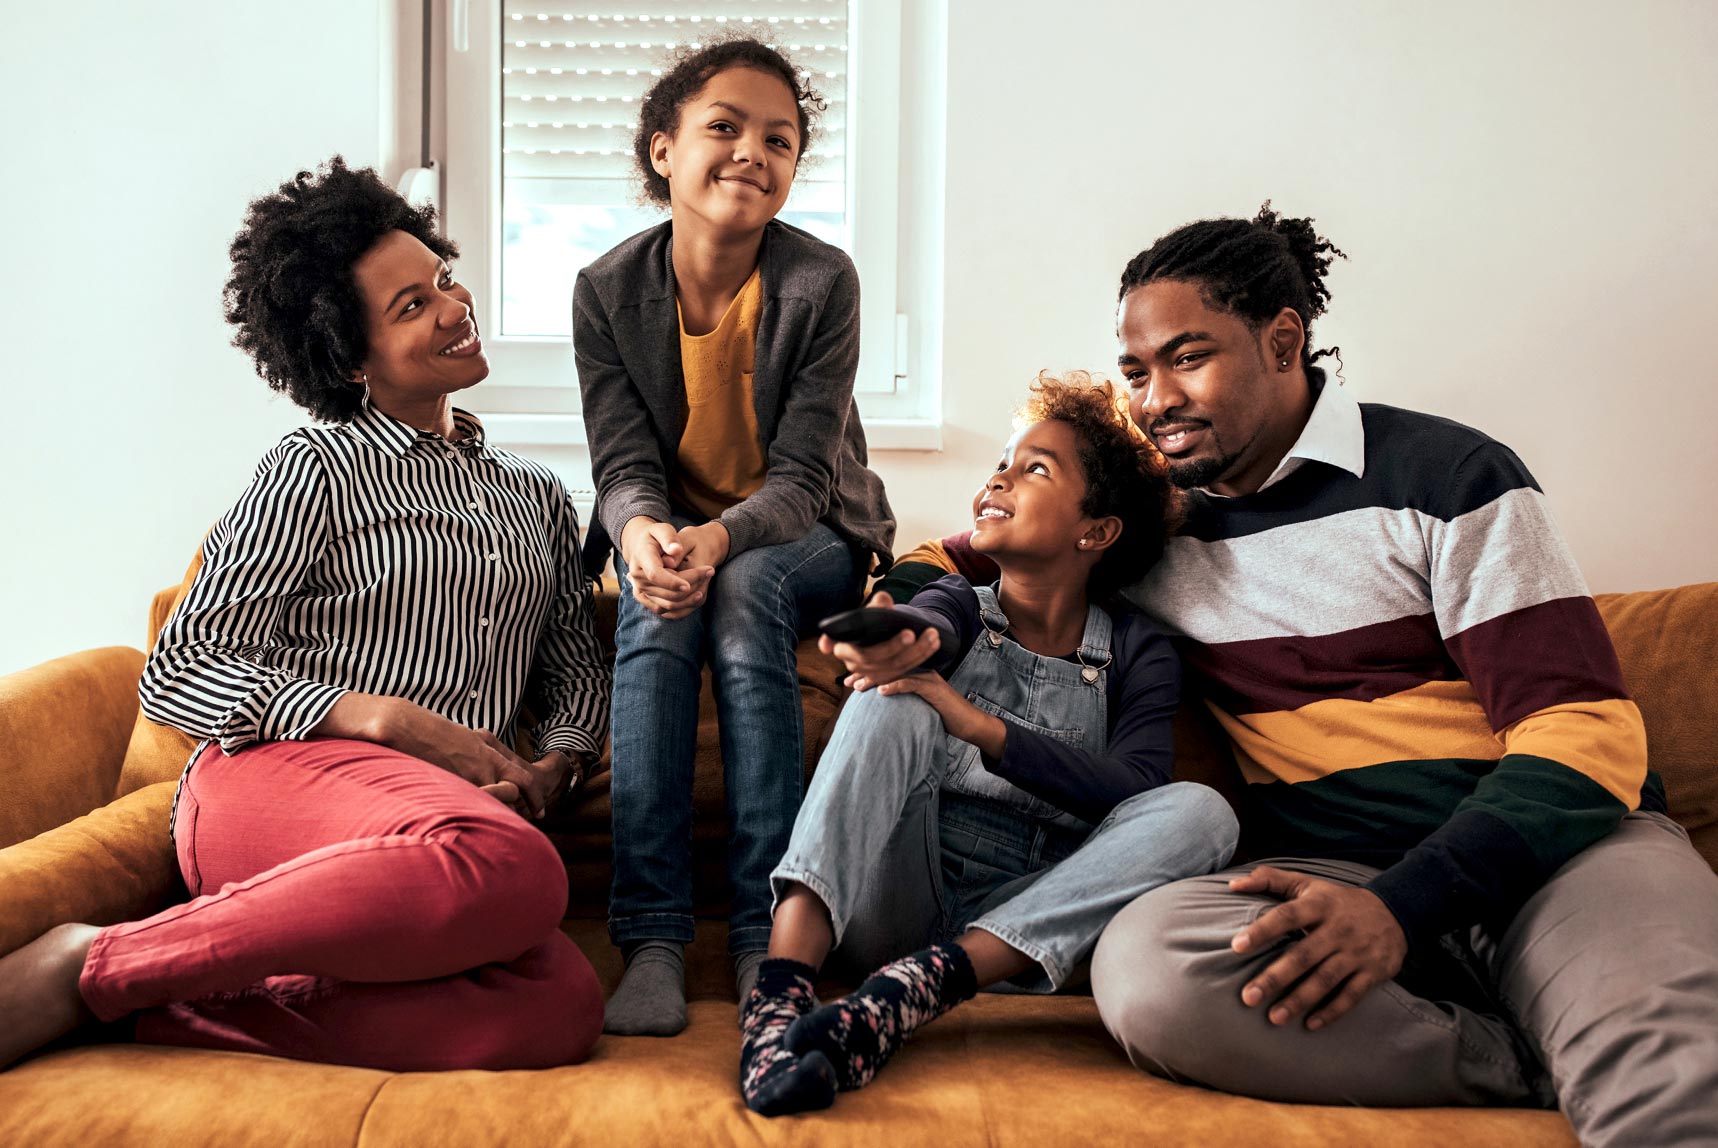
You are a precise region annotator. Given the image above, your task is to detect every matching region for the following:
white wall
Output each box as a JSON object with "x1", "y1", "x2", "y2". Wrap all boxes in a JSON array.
[
  {"x1": 871, "y1": 0, "x2": 1718, "y2": 596},
  {"x1": 0, "y1": 1, "x2": 383, "y2": 674},
  {"x1": 3, "y1": 0, "x2": 1714, "y2": 676}
]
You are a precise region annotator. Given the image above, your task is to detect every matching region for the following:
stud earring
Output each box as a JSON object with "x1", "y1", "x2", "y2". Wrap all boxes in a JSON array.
[
  {"x1": 1077, "y1": 539, "x2": 1088, "y2": 549},
  {"x1": 1279, "y1": 359, "x2": 1289, "y2": 369}
]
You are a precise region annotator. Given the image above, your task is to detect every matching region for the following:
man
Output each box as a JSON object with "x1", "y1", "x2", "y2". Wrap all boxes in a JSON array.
[{"x1": 873, "y1": 205, "x2": 1718, "y2": 1146}]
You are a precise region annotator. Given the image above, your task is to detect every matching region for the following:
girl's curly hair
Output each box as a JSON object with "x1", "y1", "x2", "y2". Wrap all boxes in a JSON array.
[
  {"x1": 223, "y1": 156, "x2": 457, "y2": 423},
  {"x1": 632, "y1": 35, "x2": 824, "y2": 208},
  {"x1": 1017, "y1": 371, "x2": 1183, "y2": 598}
]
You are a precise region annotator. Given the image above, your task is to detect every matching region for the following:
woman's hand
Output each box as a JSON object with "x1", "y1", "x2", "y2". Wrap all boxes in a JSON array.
[
  {"x1": 817, "y1": 592, "x2": 942, "y2": 689},
  {"x1": 876, "y1": 671, "x2": 1006, "y2": 757},
  {"x1": 621, "y1": 516, "x2": 711, "y2": 620},
  {"x1": 517, "y1": 751, "x2": 583, "y2": 819},
  {"x1": 317, "y1": 695, "x2": 542, "y2": 814}
]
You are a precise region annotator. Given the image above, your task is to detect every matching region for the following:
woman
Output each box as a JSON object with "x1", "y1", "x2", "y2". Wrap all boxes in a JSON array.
[{"x1": 0, "y1": 158, "x2": 609, "y2": 1072}]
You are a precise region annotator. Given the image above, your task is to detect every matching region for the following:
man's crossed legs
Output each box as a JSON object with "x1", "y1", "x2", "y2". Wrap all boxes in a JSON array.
[{"x1": 1093, "y1": 812, "x2": 1718, "y2": 1147}]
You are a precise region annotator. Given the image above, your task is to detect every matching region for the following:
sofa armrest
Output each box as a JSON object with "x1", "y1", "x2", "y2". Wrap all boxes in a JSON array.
[
  {"x1": 0, "y1": 781, "x2": 180, "y2": 958},
  {"x1": 0, "y1": 646, "x2": 146, "y2": 849}
]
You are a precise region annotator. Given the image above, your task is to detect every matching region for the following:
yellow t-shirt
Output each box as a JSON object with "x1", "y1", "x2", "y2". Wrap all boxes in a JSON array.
[{"x1": 672, "y1": 266, "x2": 768, "y2": 519}]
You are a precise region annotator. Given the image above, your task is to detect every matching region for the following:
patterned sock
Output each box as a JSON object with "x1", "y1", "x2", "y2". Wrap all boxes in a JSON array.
[
  {"x1": 739, "y1": 958, "x2": 836, "y2": 1116},
  {"x1": 734, "y1": 949, "x2": 768, "y2": 1014},
  {"x1": 785, "y1": 943, "x2": 978, "y2": 1091}
]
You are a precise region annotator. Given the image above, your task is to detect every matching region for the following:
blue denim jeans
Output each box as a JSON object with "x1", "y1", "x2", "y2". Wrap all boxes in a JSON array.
[
  {"x1": 771, "y1": 688, "x2": 1239, "y2": 990},
  {"x1": 608, "y1": 520, "x2": 862, "y2": 956}
]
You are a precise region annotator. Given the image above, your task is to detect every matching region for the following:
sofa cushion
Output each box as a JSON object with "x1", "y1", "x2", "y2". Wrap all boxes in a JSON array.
[
  {"x1": 116, "y1": 553, "x2": 204, "y2": 796},
  {"x1": 1597, "y1": 582, "x2": 1718, "y2": 870},
  {"x1": 0, "y1": 914, "x2": 1580, "y2": 1148},
  {"x1": 0, "y1": 646, "x2": 146, "y2": 848},
  {"x1": 0, "y1": 782, "x2": 180, "y2": 957}
]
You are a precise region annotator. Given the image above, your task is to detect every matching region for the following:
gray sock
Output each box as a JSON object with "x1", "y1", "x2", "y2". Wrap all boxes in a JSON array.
[
  {"x1": 735, "y1": 950, "x2": 769, "y2": 1014},
  {"x1": 603, "y1": 941, "x2": 687, "y2": 1037}
]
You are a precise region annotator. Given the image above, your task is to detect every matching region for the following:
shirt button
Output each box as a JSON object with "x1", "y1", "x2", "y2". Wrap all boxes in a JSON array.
[
  {"x1": 468, "y1": 690, "x2": 479, "y2": 700},
  {"x1": 487, "y1": 552, "x2": 499, "y2": 561},
  {"x1": 468, "y1": 501, "x2": 479, "y2": 511},
  {"x1": 479, "y1": 617, "x2": 490, "y2": 627}
]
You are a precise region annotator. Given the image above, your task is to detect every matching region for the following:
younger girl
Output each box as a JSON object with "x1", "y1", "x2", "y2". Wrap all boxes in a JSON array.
[
  {"x1": 738, "y1": 375, "x2": 1239, "y2": 1114},
  {"x1": 574, "y1": 37, "x2": 894, "y2": 1036}
]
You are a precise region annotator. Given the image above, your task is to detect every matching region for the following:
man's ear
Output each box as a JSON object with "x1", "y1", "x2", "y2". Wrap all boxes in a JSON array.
[
  {"x1": 650, "y1": 131, "x2": 673, "y2": 180},
  {"x1": 1265, "y1": 306, "x2": 1306, "y2": 370},
  {"x1": 1080, "y1": 515, "x2": 1124, "y2": 555}
]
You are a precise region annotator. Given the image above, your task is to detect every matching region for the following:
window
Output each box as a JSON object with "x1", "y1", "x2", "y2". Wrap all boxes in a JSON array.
[{"x1": 439, "y1": 0, "x2": 940, "y2": 453}]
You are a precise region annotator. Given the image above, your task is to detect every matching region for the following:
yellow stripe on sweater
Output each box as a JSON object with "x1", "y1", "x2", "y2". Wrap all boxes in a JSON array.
[
  {"x1": 1500, "y1": 697, "x2": 1647, "y2": 808},
  {"x1": 1216, "y1": 679, "x2": 1506, "y2": 785},
  {"x1": 1214, "y1": 681, "x2": 1646, "y2": 804}
]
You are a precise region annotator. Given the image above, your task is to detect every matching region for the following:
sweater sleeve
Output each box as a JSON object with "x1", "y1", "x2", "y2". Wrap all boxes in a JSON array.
[
  {"x1": 984, "y1": 620, "x2": 1181, "y2": 824},
  {"x1": 138, "y1": 439, "x2": 346, "y2": 750},
  {"x1": 1365, "y1": 443, "x2": 1647, "y2": 949},
  {"x1": 717, "y1": 259, "x2": 861, "y2": 558},
  {"x1": 573, "y1": 269, "x2": 675, "y2": 549},
  {"x1": 871, "y1": 531, "x2": 1000, "y2": 603}
]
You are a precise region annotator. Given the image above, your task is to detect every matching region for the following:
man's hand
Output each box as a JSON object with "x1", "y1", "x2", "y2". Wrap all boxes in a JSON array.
[
  {"x1": 1228, "y1": 866, "x2": 1408, "y2": 1031},
  {"x1": 817, "y1": 592, "x2": 943, "y2": 690},
  {"x1": 621, "y1": 516, "x2": 712, "y2": 620},
  {"x1": 876, "y1": 670, "x2": 1005, "y2": 757}
]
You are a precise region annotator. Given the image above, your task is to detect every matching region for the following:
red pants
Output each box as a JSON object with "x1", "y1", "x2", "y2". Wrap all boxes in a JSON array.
[{"x1": 78, "y1": 739, "x2": 602, "y2": 1071}]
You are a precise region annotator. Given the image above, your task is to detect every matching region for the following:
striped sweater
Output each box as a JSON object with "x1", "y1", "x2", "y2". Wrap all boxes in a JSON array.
[{"x1": 874, "y1": 398, "x2": 1657, "y2": 948}]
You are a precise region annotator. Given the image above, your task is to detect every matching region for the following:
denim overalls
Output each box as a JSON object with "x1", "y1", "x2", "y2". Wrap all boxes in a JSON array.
[{"x1": 771, "y1": 583, "x2": 1237, "y2": 991}]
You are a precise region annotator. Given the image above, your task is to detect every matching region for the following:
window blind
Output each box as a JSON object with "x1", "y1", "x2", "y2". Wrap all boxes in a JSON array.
[{"x1": 501, "y1": 1, "x2": 849, "y2": 212}]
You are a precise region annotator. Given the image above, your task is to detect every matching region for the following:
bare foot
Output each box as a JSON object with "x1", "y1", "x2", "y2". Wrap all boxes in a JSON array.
[{"x1": 0, "y1": 923, "x2": 101, "y2": 1069}]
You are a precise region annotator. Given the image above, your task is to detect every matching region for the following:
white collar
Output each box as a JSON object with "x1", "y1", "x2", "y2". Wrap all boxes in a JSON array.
[{"x1": 1206, "y1": 376, "x2": 1365, "y2": 496}]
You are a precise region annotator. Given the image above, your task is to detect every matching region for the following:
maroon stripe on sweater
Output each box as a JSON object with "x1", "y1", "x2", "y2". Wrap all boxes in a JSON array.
[
  {"x1": 1443, "y1": 595, "x2": 1630, "y2": 731},
  {"x1": 1186, "y1": 612, "x2": 1460, "y2": 715}
]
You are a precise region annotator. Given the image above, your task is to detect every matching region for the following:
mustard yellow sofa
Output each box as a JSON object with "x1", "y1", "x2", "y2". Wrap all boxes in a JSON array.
[{"x1": 3, "y1": 575, "x2": 1714, "y2": 1147}]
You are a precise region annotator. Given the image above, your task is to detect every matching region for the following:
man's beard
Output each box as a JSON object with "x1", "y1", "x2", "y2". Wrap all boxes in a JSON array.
[{"x1": 1164, "y1": 453, "x2": 1236, "y2": 490}]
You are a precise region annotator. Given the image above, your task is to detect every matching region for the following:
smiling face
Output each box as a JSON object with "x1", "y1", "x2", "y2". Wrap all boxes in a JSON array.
[
  {"x1": 971, "y1": 420, "x2": 1110, "y2": 568},
  {"x1": 650, "y1": 65, "x2": 800, "y2": 238},
  {"x1": 1116, "y1": 279, "x2": 1309, "y2": 495},
  {"x1": 350, "y1": 229, "x2": 487, "y2": 413}
]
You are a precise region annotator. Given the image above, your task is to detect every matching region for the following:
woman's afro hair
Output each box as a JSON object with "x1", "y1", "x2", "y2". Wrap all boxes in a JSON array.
[
  {"x1": 223, "y1": 156, "x2": 457, "y2": 423},
  {"x1": 1016, "y1": 371, "x2": 1183, "y2": 598}
]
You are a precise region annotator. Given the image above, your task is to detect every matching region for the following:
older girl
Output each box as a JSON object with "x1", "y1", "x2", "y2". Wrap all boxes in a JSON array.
[{"x1": 575, "y1": 37, "x2": 894, "y2": 1035}]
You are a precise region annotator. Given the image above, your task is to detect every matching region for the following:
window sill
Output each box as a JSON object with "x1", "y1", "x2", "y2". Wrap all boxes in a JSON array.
[{"x1": 481, "y1": 413, "x2": 944, "y2": 453}]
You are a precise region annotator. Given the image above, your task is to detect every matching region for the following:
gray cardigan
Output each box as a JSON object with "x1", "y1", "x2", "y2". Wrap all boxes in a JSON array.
[{"x1": 573, "y1": 219, "x2": 896, "y2": 573}]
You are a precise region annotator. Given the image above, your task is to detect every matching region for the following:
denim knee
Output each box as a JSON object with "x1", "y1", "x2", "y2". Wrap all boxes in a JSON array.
[{"x1": 1106, "y1": 782, "x2": 1239, "y2": 870}]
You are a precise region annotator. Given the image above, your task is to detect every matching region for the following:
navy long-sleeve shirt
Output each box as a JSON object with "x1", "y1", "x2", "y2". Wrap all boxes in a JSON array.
[{"x1": 897, "y1": 575, "x2": 1181, "y2": 824}]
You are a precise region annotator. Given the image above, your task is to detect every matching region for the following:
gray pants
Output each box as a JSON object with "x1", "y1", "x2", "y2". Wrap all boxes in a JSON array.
[{"x1": 1092, "y1": 811, "x2": 1718, "y2": 1146}]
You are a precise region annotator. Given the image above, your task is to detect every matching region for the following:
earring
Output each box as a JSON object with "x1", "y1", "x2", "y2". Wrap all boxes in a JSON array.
[
  {"x1": 1279, "y1": 359, "x2": 1289, "y2": 369},
  {"x1": 1077, "y1": 539, "x2": 1088, "y2": 549}
]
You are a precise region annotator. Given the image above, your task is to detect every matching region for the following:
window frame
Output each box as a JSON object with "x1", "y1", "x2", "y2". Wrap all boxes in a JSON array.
[{"x1": 438, "y1": 0, "x2": 941, "y2": 451}]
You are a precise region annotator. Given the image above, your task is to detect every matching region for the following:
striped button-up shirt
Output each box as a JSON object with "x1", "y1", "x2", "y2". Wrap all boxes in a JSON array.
[{"x1": 141, "y1": 401, "x2": 610, "y2": 765}]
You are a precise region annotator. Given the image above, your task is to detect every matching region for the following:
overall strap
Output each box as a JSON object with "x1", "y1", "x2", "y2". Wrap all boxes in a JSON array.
[
  {"x1": 1076, "y1": 603, "x2": 1115, "y2": 686},
  {"x1": 973, "y1": 582, "x2": 1010, "y2": 648}
]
